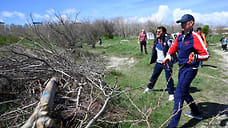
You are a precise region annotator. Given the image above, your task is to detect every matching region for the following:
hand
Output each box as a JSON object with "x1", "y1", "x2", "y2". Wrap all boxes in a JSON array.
[
  {"x1": 161, "y1": 54, "x2": 171, "y2": 65},
  {"x1": 187, "y1": 52, "x2": 196, "y2": 64},
  {"x1": 138, "y1": 41, "x2": 140, "y2": 44}
]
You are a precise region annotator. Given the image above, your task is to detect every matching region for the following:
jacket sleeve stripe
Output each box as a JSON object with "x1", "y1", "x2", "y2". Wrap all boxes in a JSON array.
[{"x1": 193, "y1": 32, "x2": 209, "y2": 61}]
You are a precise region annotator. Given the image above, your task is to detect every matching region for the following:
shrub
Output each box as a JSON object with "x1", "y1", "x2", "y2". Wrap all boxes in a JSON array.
[
  {"x1": 0, "y1": 36, "x2": 6, "y2": 45},
  {"x1": 6, "y1": 36, "x2": 19, "y2": 43}
]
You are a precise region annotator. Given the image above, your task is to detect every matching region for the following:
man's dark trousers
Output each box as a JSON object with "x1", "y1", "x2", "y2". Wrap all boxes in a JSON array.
[
  {"x1": 147, "y1": 62, "x2": 174, "y2": 94},
  {"x1": 140, "y1": 41, "x2": 147, "y2": 54},
  {"x1": 168, "y1": 66, "x2": 201, "y2": 127}
]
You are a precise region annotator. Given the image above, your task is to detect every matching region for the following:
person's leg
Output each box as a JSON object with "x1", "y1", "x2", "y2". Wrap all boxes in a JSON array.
[
  {"x1": 169, "y1": 66, "x2": 196, "y2": 127},
  {"x1": 140, "y1": 42, "x2": 143, "y2": 53},
  {"x1": 168, "y1": 67, "x2": 200, "y2": 127},
  {"x1": 144, "y1": 42, "x2": 148, "y2": 54},
  {"x1": 222, "y1": 44, "x2": 225, "y2": 51},
  {"x1": 199, "y1": 61, "x2": 203, "y2": 67},
  {"x1": 168, "y1": 68, "x2": 185, "y2": 127},
  {"x1": 164, "y1": 65, "x2": 174, "y2": 94},
  {"x1": 183, "y1": 68, "x2": 201, "y2": 114},
  {"x1": 147, "y1": 63, "x2": 163, "y2": 89}
]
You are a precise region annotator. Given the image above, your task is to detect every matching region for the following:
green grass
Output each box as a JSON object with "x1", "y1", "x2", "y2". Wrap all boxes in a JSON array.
[{"x1": 84, "y1": 36, "x2": 227, "y2": 128}]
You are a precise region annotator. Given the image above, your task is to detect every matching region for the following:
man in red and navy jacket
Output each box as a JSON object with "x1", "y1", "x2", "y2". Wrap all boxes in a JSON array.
[{"x1": 162, "y1": 14, "x2": 209, "y2": 128}]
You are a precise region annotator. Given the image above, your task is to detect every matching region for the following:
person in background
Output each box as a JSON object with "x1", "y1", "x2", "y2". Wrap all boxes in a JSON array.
[
  {"x1": 221, "y1": 35, "x2": 227, "y2": 52},
  {"x1": 162, "y1": 14, "x2": 209, "y2": 128},
  {"x1": 143, "y1": 26, "x2": 176, "y2": 101},
  {"x1": 138, "y1": 29, "x2": 148, "y2": 54},
  {"x1": 196, "y1": 27, "x2": 207, "y2": 67},
  {"x1": 98, "y1": 38, "x2": 102, "y2": 46}
]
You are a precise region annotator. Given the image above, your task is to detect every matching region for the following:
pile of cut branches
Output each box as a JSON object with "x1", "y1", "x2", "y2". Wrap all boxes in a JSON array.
[{"x1": 0, "y1": 43, "x2": 144, "y2": 128}]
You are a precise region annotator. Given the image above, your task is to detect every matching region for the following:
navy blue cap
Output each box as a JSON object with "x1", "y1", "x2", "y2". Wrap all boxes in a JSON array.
[{"x1": 176, "y1": 14, "x2": 194, "y2": 23}]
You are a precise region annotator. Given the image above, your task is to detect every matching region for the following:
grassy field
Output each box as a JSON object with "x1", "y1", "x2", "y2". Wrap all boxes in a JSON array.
[{"x1": 84, "y1": 36, "x2": 228, "y2": 128}]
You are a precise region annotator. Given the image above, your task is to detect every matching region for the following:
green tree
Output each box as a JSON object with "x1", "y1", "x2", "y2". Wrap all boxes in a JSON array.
[{"x1": 202, "y1": 25, "x2": 209, "y2": 36}]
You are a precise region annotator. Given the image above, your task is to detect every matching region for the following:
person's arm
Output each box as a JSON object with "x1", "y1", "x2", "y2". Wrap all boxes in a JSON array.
[
  {"x1": 161, "y1": 36, "x2": 179, "y2": 64},
  {"x1": 192, "y1": 32, "x2": 209, "y2": 61},
  {"x1": 138, "y1": 34, "x2": 140, "y2": 44}
]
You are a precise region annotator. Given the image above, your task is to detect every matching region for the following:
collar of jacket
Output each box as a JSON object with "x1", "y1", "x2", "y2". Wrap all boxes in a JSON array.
[
  {"x1": 156, "y1": 35, "x2": 166, "y2": 43},
  {"x1": 181, "y1": 28, "x2": 193, "y2": 36}
]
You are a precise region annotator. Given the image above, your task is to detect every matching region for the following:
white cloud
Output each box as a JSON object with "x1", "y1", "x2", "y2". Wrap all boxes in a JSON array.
[
  {"x1": 14, "y1": 11, "x2": 25, "y2": 19},
  {"x1": 126, "y1": 16, "x2": 138, "y2": 23},
  {"x1": 173, "y1": 8, "x2": 228, "y2": 26},
  {"x1": 59, "y1": 14, "x2": 68, "y2": 20},
  {"x1": 2, "y1": 11, "x2": 14, "y2": 17},
  {"x1": 135, "y1": 5, "x2": 228, "y2": 26},
  {"x1": 173, "y1": 8, "x2": 194, "y2": 22},
  {"x1": 46, "y1": 9, "x2": 55, "y2": 15},
  {"x1": 62, "y1": 8, "x2": 77, "y2": 15},
  {"x1": 138, "y1": 5, "x2": 171, "y2": 23},
  {"x1": 2, "y1": 11, "x2": 25, "y2": 19},
  {"x1": 33, "y1": 13, "x2": 44, "y2": 19},
  {"x1": 199, "y1": 12, "x2": 228, "y2": 26}
]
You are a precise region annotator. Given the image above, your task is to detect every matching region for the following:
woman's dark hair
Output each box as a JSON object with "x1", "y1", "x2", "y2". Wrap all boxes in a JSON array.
[
  {"x1": 157, "y1": 26, "x2": 167, "y2": 33},
  {"x1": 197, "y1": 27, "x2": 202, "y2": 31}
]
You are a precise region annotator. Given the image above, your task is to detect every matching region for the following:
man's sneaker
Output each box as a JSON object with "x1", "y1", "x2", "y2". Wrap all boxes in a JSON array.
[
  {"x1": 184, "y1": 111, "x2": 203, "y2": 120},
  {"x1": 168, "y1": 94, "x2": 174, "y2": 101},
  {"x1": 143, "y1": 88, "x2": 152, "y2": 93}
]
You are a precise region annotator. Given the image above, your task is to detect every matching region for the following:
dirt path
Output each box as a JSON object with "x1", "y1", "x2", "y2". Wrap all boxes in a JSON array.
[
  {"x1": 213, "y1": 49, "x2": 228, "y2": 76},
  {"x1": 105, "y1": 56, "x2": 135, "y2": 70}
]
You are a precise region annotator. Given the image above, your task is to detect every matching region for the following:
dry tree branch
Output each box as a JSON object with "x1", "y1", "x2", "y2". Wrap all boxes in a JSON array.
[
  {"x1": 159, "y1": 98, "x2": 201, "y2": 128},
  {"x1": 0, "y1": 99, "x2": 21, "y2": 105},
  {"x1": 22, "y1": 77, "x2": 58, "y2": 128},
  {"x1": 125, "y1": 93, "x2": 147, "y2": 118},
  {"x1": 0, "y1": 102, "x2": 38, "y2": 119},
  {"x1": 207, "y1": 108, "x2": 228, "y2": 128},
  {"x1": 85, "y1": 96, "x2": 111, "y2": 128}
]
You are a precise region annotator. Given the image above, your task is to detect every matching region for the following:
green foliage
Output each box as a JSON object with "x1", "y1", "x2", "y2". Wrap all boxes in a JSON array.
[
  {"x1": 110, "y1": 69, "x2": 123, "y2": 76},
  {"x1": 207, "y1": 34, "x2": 226, "y2": 44},
  {"x1": 6, "y1": 36, "x2": 19, "y2": 43},
  {"x1": 202, "y1": 25, "x2": 209, "y2": 35},
  {"x1": 0, "y1": 36, "x2": 19, "y2": 45},
  {"x1": 0, "y1": 36, "x2": 6, "y2": 45},
  {"x1": 103, "y1": 34, "x2": 114, "y2": 39}
]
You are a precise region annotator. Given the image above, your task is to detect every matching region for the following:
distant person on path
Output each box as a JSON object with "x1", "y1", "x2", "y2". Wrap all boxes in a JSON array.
[
  {"x1": 196, "y1": 27, "x2": 208, "y2": 67},
  {"x1": 98, "y1": 38, "x2": 102, "y2": 46},
  {"x1": 143, "y1": 26, "x2": 176, "y2": 101},
  {"x1": 221, "y1": 35, "x2": 227, "y2": 52},
  {"x1": 138, "y1": 29, "x2": 148, "y2": 54},
  {"x1": 162, "y1": 14, "x2": 209, "y2": 128}
]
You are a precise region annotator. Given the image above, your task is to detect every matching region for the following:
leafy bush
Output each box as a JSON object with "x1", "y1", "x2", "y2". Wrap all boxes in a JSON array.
[
  {"x1": 0, "y1": 36, "x2": 6, "y2": 45},
  {"x1": 6, "y1": 36, "x2": 19, "y2": 43},
  {"x1": 104, "y1": 34, "x2": 114, "y2": 39}
]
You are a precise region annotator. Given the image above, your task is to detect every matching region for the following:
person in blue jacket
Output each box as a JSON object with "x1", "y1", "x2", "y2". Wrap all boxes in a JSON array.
[
  {"x1": 162, "y1": 14, "x2": 209, "y2": 128},
  {"x1": 144, "y1": 26, "x2": 177, "y2": 101}
]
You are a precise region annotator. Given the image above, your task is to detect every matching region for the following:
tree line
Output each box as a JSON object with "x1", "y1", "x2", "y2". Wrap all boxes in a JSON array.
[{"x1": 1, "y1": 13, "x2": 221, "y2": 49}]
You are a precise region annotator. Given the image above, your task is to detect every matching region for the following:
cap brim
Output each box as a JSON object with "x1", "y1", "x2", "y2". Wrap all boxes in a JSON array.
[{"x1": 176, "y1": 20, "x2": 181, "y2": 23}]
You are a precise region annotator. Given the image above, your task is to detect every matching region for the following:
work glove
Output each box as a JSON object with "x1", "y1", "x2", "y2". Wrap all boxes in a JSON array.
[
  {"x1": 187, "y1": 52, "x2": 198, "y2": 64},
  {"x1": 161, "y1": 54, "x2": 171, "y2": 65}
]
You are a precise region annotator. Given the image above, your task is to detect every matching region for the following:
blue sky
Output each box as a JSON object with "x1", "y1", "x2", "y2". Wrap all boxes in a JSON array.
[{"x1": 1, "y1": 0, "x2": 228, "y2": 26}]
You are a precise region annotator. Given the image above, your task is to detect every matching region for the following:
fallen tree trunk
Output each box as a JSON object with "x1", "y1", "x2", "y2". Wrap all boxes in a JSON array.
[{"x1": 22, "y1": 77, "x2": 58, "y2": 128}]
